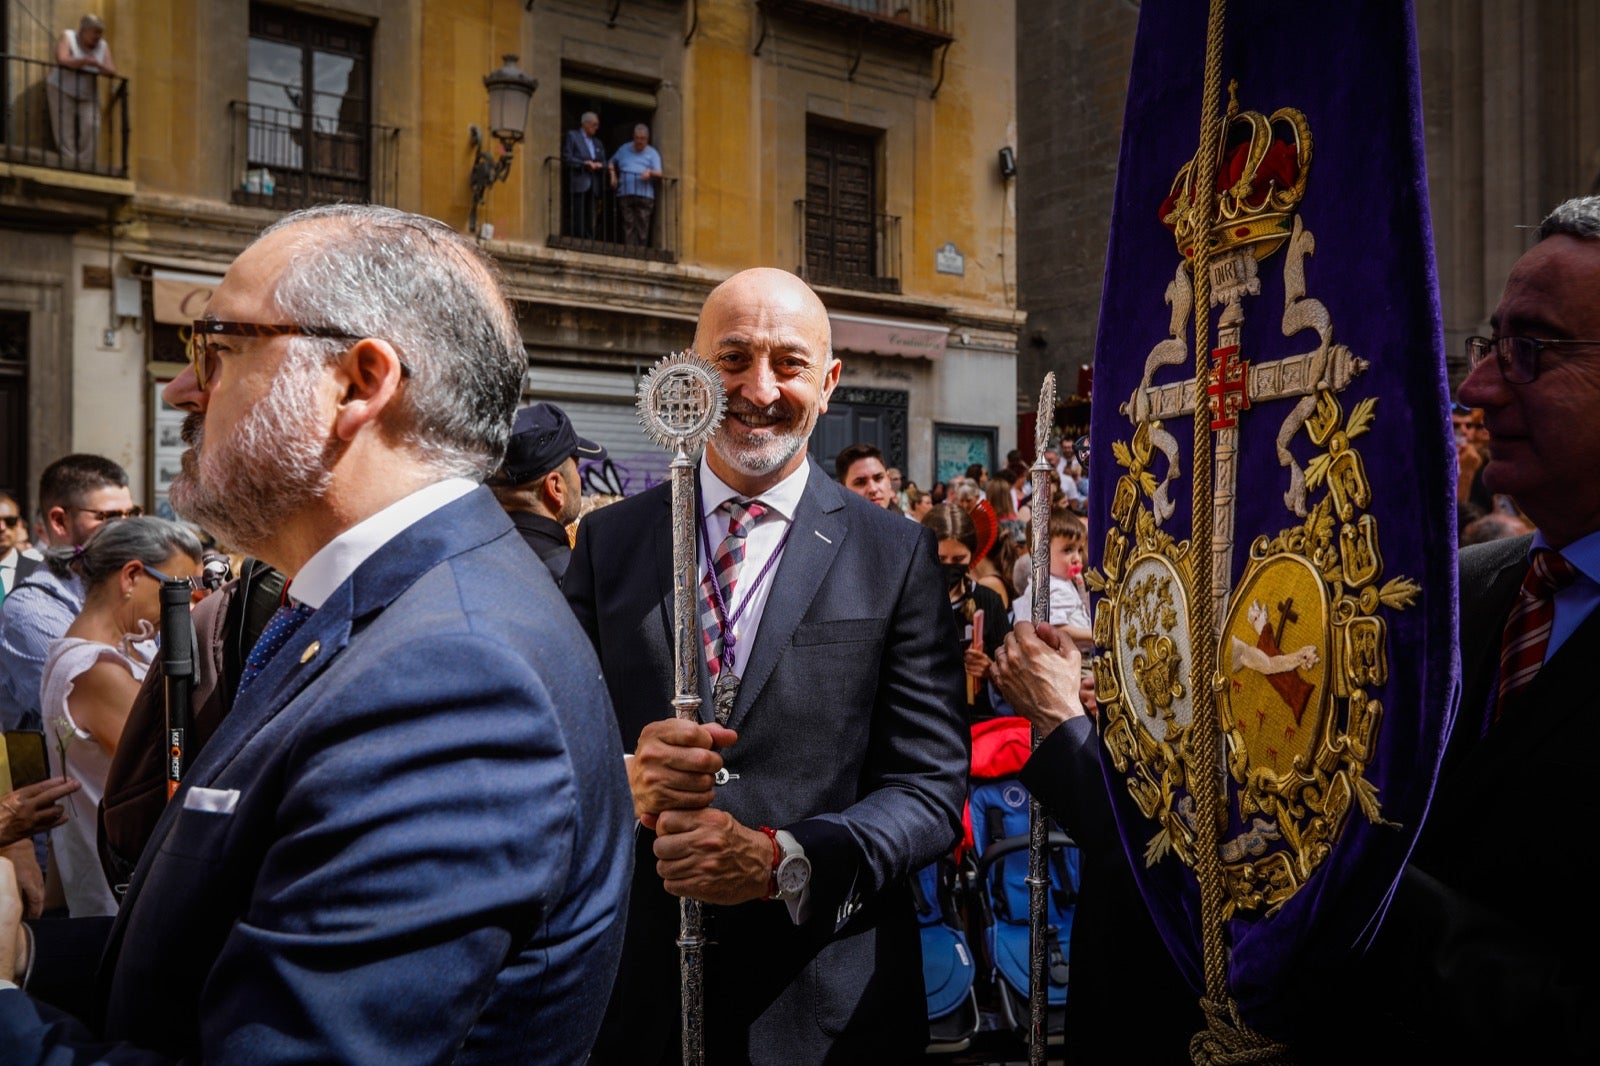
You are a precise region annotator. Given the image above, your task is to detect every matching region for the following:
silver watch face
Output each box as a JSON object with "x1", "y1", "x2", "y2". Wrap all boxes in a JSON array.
[{"x1": 776, "y1": 854, "x2": 811, "y2": 896}]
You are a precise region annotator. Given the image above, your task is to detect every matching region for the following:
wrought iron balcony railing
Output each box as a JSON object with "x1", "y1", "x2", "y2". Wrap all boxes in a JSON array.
[
  {"x1": 758, "y1": 0, "x2": 954, "y2": 48},
  {"x1": 228, "y1": 100, "x2": 399, "y2": 211},
  {"x1": 0, "y1": 52, "x2": 129, "y2": 176},
  {"x1": 794, "y1": 199, "x2": 901, "y2": 294},
  {"x1": 544, "y1": 156, "x2": 679, "y2": 263}
]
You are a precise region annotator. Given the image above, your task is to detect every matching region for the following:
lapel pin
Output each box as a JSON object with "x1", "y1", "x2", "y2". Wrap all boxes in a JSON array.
[{"x1": 300, "y1": 641, "x2": 320, "y2": 664}]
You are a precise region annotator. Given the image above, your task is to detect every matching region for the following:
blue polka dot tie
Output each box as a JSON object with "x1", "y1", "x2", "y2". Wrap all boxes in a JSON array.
[{"x1": 237, "y1": 602, "x2": 316, "y2": 696}]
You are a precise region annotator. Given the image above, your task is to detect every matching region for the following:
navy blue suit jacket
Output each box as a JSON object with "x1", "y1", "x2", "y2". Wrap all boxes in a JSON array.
[
  {"x1": 565, "y1": 460, "x2": 967, "y2": 1064},
  {"x1": 562, "y1": 129, "x2": 606, "y2": 193},
  {"x1": 0, "y1": 487, "x2": 634, "y2": 1064}
]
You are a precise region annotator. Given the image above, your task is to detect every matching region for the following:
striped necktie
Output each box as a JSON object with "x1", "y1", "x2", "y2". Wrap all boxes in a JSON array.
[
  {"x1": 1495, "y1": 548, "x2": 1581, "y2": 720},
  {"x1": 699, "y1": 498, "x2": 767, "y2": 676}
]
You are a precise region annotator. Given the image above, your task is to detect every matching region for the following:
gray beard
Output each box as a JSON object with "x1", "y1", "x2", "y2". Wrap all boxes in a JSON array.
[
  {"x1": 710, "y1": 424, "x2": 807, "y2": 477},
  {"x1": 168, "y1": 354, "x2": 338, "y2": 554},
  {"x1": 712, "y1": 402, "x2": 813, "y2": 478}
]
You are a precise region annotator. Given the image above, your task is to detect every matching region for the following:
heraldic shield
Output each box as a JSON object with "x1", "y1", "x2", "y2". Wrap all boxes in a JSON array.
[{"x1": 1086, "y1": 0, "x2": 1459, "y2": 1036}]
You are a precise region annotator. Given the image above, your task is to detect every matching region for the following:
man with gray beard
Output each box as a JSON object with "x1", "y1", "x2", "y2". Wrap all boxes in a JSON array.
[
  {"x1": 565, "y1": 267, "x2": 967, "y2": 1063},
  {"x1": 0, "y1": 205, "x2": 633, "y2": 1064}
]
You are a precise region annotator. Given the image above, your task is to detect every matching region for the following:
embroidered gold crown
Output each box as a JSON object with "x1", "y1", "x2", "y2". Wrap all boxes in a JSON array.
[{"x1": 1161, "y1": 81, "x2": 1312, "y2": 263}]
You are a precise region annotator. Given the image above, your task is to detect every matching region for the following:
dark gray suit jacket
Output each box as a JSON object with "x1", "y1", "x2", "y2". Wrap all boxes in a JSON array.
[
  {"x1": 1340, "y1": 534, "x2": 1596, "y2": 1062},
  {"x1": 563, "y1": 128, "x2": 606, "y2": 193},
  {"x1": 565, "y1": 460, "x2": 968, "y2": 1064}
]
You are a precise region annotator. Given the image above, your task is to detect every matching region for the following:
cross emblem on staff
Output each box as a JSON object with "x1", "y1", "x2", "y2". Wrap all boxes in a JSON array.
[{"x1": 657, "y1": 377, "x2": 712, "y2": 432}]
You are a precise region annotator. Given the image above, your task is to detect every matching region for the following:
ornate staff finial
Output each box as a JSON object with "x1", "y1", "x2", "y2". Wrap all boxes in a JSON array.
[
  {"x1": 637, "y1": 350, "x2": 726, "y2": 452},
  {"x1": 1035, "y1": 372, "x2": 1057, "y2": 458}
]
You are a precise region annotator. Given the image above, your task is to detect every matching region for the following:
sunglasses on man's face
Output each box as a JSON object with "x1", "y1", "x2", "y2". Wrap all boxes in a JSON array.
[{"x1": 0, "y1": 514, "x2": 22, "y2": 529}]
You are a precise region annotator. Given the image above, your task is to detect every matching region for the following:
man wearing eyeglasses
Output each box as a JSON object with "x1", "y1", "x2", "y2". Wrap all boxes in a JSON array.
[
  {"x1": 0, "y1": 454, "x2": 134, "y2": 734},
  {"x1": 1351, "y1": 196, "x2": 1600, "y2": 1060},
  {"x1": 0, "y1": 205, "x2": 632, "y2": 1064}
]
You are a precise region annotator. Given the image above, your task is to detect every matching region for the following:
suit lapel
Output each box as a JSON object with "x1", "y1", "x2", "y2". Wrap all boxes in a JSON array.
[
  {"x1": 104, "y1": 489, "x2": 513, "y2": 962},
  {"x1": 725, "y1": 464, "x2": 846, "y2": 732},
  {"x1": 1454, "y1": 537, "x2": 1530, "y2": 748},
  {"x1": 1486, "y1": 589, "x2": 1600, "y2": 763},
  {"x1": 1443, "y1": 534, "x2": 1600, "y2": 792}
]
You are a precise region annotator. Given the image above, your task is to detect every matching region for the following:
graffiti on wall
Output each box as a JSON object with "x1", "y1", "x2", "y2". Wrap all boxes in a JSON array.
[{"x1": 580, "y1": 452, "x2": 674, "y2": 497}]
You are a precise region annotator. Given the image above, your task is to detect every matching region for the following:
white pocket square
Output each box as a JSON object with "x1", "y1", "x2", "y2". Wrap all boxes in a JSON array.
[{"x1": 183, "y1": 786, "x2": 240, "y2": 815}]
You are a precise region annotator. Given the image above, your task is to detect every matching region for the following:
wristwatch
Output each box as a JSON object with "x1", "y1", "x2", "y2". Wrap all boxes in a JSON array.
[{"x1": 761, "y1": 826, "x2": 812, "y2": 901}]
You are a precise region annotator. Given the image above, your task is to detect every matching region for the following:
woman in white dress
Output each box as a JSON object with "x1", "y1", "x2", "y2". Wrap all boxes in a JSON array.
[{"x1": 41, "y1": 516, "x2": 202, "y2": 916}]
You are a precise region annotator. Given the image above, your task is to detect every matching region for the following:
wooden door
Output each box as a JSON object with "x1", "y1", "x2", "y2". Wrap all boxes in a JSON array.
[{"x1": 805, "y1": 124, "x2": 876, "y2": 281}]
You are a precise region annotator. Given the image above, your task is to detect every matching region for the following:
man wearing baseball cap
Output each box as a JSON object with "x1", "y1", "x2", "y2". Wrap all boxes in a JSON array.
[{"x1": 489, "y1": 402, "x2": 607, "y2": 583}]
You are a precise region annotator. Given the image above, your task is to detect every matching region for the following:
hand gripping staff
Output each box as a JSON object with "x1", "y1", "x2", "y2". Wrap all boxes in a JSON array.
[{"x1": 636, "y1": 351, "x2": 727, "y2": 1066}]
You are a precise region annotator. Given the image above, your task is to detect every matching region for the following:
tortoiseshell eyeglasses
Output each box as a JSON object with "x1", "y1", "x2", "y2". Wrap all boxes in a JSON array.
[{"x1": 186, "y1": 320, "x2": 412, "y2": 390}]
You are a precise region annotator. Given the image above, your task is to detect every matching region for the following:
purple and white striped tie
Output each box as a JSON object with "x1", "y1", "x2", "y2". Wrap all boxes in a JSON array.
[{"x1": 699, "y1": 498, "x2": 766, "y2": 676}]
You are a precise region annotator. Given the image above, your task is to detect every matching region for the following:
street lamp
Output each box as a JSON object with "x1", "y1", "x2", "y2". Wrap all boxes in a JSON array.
[{"x1": 469, "y1": 54, "x2": 538, "y2": 234}]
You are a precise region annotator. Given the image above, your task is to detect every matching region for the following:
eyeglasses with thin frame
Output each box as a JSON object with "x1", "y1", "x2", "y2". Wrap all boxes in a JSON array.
[
  {"x1": 1465, "y1": 335, "x2": 1600, "y2": 385},
  {"x1": 71, "y1": 505, "x2": 143, "y2": 522},
  {"x1": 187, "y1": 320, "x2": 412, "y2": 391},
  {"x1": 139, "y1": 562, "x2": 199, "y2": 591}
]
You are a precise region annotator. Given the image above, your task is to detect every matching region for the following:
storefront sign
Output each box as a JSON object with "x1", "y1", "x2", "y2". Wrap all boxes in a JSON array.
[{"x1": 829, "y1": 312, "x2": 949, "y2": 360}]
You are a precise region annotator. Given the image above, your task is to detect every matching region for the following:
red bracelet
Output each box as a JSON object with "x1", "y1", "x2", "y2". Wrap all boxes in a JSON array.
[{"x1": 759, "y1": 825, "x2": 782, "y2": 900}]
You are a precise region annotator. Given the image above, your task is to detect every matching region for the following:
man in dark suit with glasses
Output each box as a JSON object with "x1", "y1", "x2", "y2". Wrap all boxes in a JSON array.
[{"x1": 1350, "y1": 195, "x2": 1600, "y2": 1061}]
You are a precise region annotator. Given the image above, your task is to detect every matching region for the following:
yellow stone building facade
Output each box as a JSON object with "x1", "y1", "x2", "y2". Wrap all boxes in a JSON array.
[{"x1": 1, "y1": 0, "x2": 1019, "y2": 515}]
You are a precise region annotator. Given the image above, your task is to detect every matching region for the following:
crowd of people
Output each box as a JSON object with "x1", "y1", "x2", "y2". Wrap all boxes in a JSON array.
[{"x1": 0, "y1": 193, "x2": 1594, "y2": 1063}]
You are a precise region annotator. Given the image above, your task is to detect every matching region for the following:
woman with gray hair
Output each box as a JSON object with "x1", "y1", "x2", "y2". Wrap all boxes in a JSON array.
[{"x1": 39, "y1": 516, "x2": 202, "y2": 916}]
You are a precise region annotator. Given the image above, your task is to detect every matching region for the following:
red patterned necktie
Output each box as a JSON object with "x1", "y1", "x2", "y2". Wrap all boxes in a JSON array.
[
  {"x1": 700, "y1": 498, "x2": 767, "y2": 676},
  {"x1": 1495, "y1": 548, "x2": 1581, "y2": 720}
]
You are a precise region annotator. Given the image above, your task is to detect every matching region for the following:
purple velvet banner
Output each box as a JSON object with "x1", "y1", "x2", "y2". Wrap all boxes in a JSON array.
[{"x1": 1086, "y1": 0, "x2": 1458, "y2": 1034}]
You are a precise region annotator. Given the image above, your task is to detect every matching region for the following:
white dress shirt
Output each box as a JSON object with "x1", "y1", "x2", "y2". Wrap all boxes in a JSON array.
[
  {"x1": 698, "y1": 455, "x2": 814, "y2": 923},
  {"x1": 290, "y1": 478, "x2": 477, "y2": 607},
  {"x1": 698, "y1": 455, "x2": 810, "y2": 677}
]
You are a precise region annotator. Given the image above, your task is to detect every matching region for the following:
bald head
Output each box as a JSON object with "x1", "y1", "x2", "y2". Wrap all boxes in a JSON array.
[
  {"x1": 695, "y1": 268, "x2": 839, "y2": 495},
  {"x1": 694, "y1": 269, "x2": 830, "y2": 355}
]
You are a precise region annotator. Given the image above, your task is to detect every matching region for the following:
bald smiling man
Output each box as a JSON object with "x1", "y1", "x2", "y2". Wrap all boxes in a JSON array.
[{"x1": 565, "y1": 267, "x2": 968, "y2": 1064}]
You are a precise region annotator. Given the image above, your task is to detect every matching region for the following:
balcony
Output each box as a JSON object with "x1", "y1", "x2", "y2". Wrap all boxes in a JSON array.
[
  {"x1": 757, "y1": 0, "x2": 954, "y2": 49},
  {"x1": 544, "y1": 156, "x2": 679, "y2": 263},
  {"x1": 228, "y1": 101, "x2": 399, "y2": 211},
  {"x1": 0, "y1": 53, "x2": 128, "y2": 176},
  {"x1": 795, "y1": 199, "x2": 901, "y2": 294}
]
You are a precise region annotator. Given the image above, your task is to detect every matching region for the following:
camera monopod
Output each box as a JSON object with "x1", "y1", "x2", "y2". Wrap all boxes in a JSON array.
[{"x1": 158, "y1": 580, "x2": 196, "y2": 799}]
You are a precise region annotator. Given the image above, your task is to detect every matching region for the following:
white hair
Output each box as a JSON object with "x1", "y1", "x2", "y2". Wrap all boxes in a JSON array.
[{"x1": 260, "y1": 205, "x2": 526, "y2": 481}]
